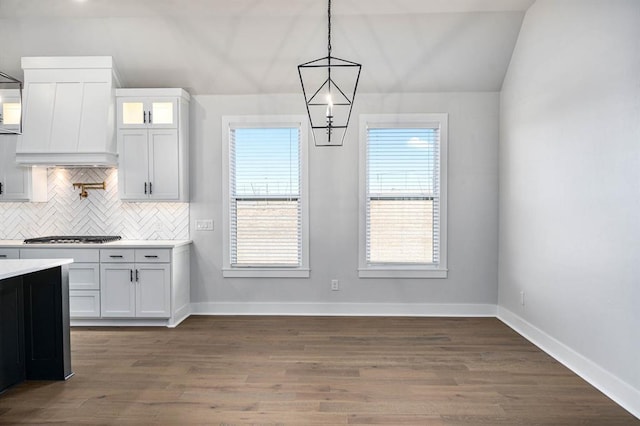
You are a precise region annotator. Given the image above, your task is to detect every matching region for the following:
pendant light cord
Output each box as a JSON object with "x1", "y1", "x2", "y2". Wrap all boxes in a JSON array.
[{"x1": 327, "y1": 0, "x2": 332, "y2": 57}]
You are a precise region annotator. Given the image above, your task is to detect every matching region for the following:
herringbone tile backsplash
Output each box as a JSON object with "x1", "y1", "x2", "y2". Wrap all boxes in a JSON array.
[{"x1": 0, "y1": 168, "x2": 189, "y2": 240}]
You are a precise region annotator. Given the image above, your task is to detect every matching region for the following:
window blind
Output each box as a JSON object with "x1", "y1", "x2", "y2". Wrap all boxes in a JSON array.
[
  {"x1": 366, "y1": 125, "x2": 441, "y2": 265},
  {"x1": 229, "y1": 126, "x2": 301, "y2": 267}
]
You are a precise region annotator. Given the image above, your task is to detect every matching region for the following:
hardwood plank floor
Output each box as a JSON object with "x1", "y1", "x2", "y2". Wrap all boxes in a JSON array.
[{"x1": 0, "y1": 316, "x2": 637, "y2": 425}]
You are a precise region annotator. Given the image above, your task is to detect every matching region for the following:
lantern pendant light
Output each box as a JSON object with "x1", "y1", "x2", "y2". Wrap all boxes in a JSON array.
[{"x1": 298, "y1": 0, "x2": 361, "y2": 146}]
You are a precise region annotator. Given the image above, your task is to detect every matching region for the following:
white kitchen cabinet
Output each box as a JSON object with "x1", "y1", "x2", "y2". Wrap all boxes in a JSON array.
[
  {"x1": 0, "y1": 248, "x2": 19, "y2": 259},
  {"x1": 117, "y1": 97, "x2": 178, "y2": 129},
  {"x1": 17, "y1": 57, "x2": 120, "y2": 167},
  {"x1": 100, "y1": 249, "x2": 171, "y2": 318},
  {"x1": 20, "y1": 248, "x2": 101, "y2": 318},
  {"x1": 0, "y1": 89, "x2": 21, "y2": 134},
  {"x1": 116, "y1": 88, "x2": 189, "y2": 202},
  {"x1": 0, "y1": 135, "x2": 47, "y2": 202},
  {"x1": 8, "y1": 242, "x2": 190, "y2": 326}
]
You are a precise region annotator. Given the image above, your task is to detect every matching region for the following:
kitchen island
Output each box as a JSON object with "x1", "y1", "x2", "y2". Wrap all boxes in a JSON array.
[{"x1": 0, "y1": 259, "x2": 73, "y2": 393}]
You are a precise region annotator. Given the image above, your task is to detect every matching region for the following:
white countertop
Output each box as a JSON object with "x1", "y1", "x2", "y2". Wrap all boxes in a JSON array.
[
  {"x1": 0, "y1": 240, "x2": 192, "y2": 249},
  {"x1": 0, "y1": 259, "x2": 74, "y2": 281}
]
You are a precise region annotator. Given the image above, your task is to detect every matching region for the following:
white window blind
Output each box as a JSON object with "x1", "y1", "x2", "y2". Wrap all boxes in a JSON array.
[
  {"x1": 229, "y1": 125, "x2": 301, "y2": 267},
  {"x1": 366, "y1": 125, "x2": 441, "y2": 265}
]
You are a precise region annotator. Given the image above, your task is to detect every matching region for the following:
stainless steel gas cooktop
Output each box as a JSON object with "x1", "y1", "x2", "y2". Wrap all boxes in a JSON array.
[{"x1": 23, "y1": 236, "x2": 122, "y2": 244}]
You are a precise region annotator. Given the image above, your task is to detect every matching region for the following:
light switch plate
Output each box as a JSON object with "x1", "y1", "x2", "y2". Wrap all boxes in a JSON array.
[{"x1": 195, "y1": 219, "x2": 214, "y2": 231}]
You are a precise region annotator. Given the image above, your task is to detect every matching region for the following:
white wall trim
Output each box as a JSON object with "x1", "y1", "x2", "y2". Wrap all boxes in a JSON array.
[
  {"x1": 497, "y1": 306, "x2": 640, "y2": 419},
  {"x1": 190, "y1": 302, "x2": 497, "y2": 317},
  {"x1": 169, "y1": 303, "x2": 192, "y2": 328}
]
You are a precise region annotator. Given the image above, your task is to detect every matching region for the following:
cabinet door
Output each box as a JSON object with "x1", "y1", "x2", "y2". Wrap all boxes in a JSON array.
[
  {"x1": 136, "y1": 264, "x2": 170, "y2": 318},
  {"x1": 69, "y1": 290, "x2": 101, "y2": 318},
  {"x1": 0, "y1": 277, "x2": 25, "y2": 392},
  {"x1": 0, "y1": 136, "x2": 30, "y2": 201},
  {"x1": 148, "y1": 99, "x2": 178, "y2": 129},
  {"x1": 149, "y1": 129, "x2": 180, "y2": 200},
  {"x1": 68, "y1": 263, "x2": 100, "y2": 291},
  {"x1": 0, "y1": 90, "x2": 22, "y2": 133},
  {"x1": 100, "y1": 263, "x2": 136, "y2": 318},
  {"x1": 117, "y1": 98, "x2": 146, "y2": 128},
  {"x1": 118, "y1": 129, "x2": 150, "y2": 200}
]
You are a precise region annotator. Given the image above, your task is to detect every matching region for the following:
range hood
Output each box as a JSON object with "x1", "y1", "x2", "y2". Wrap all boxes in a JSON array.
[{"x1": 16, "y1": 56, "x2": 121, "y2": 167}]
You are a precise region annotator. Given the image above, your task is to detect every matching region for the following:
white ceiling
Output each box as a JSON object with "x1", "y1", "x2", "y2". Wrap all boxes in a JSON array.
[{"x1": 0, "y1": 0, "x2": 535, "y2": 95}]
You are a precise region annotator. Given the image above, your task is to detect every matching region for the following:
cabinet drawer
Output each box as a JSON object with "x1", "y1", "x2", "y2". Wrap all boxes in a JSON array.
[
  {"x1": 134, "y1": 249, "x2": 170, "y2": 263},
  {"x1": 20, "y1": 248, "x2": 100, "y2": 262},
  {"x1": 100, "y1": 249, "x2": 135, "y2": 263},
  {"x1": 0, "y1": 248, "x2": 19, "y2": 259},
  {"x1": 70, "y1": 290, "x2": 101, "y2": 318},
  {"x1": 69, "y1": 263, "x2": 100, "y2": 290}
]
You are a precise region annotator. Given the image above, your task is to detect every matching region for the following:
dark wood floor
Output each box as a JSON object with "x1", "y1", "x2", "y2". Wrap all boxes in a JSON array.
[{"x1": 0, "y1": 316, "x2": 637, "y2": 425}]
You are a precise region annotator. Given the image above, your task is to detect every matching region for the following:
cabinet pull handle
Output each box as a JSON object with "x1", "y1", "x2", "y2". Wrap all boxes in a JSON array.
[
  {"x1": 0, "y1": 182, "x2": 3, "y2": 195},
  {"x1": 149, "y1": 111, "x2": 152, "y2": 124},
  {"x1": 149, "y1": 182, "x2": 153, "y2": 194},
  {"x1": 144, "y1": 255, "x2": 158, "y2": 258},
  {"x1": 144, "y1": 182, "x2": 147, "y2": 194},
  {"x1": 130, "y1": 269, "x2": 133, "y2": 282},
  {"x1": 0, "y1": 254, "x2": 7, "y2": 258},
  {"x1": 143, "y1": 111, "x2": 147, "y2": 124},
  {"x1": 135, "y1": 269, "x2": 139, "y2": 282},
  {"x1": 110, "y1": 255, "x2": 123, "y2": 258}
]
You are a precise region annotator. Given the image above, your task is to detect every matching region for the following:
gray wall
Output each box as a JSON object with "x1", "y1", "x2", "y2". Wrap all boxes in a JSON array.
[
  {"x1": 499, "y1": 0, "x2": 640, "y2": 400},
  {"x1": 189, "y1": 92, "x2": 499, "y2": 314}
]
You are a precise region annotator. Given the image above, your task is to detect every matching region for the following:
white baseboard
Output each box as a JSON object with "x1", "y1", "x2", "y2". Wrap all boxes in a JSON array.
[
  {"x1": 71, "y1": 318, "x2": 171, "y2": 327},
  {"x1": 189, "y1": 302, "x2": 497, "y2": 317},
  {"x1": 497, "y1": 306, "x2": 640, "y2": 419},
  {"x1": 169, "y1": 304, "x2": 192, "y2": 328}
]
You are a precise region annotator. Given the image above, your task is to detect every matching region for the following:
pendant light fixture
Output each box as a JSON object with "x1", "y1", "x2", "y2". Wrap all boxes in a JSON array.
[
  {"x1": 0, "y1": 71, "x2": 23, "y2": 135},
  {"x1": 298, "y1": 0, "x2": 361, "y2": 146}
]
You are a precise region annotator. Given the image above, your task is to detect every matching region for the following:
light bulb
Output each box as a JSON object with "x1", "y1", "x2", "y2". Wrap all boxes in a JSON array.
[{"x1": 326, "y1": 94, "x2": 333, "y2": 117}]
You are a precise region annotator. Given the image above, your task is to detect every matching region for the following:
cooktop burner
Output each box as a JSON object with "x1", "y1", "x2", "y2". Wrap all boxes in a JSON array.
[{"x1": 24, "y1": 236, "x2": 122, "y2": 244}]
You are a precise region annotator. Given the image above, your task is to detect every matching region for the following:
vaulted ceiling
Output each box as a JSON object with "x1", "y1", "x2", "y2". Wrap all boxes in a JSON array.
[{"x1": 0, "y1": 0, "x2": 535, "y2": 95}]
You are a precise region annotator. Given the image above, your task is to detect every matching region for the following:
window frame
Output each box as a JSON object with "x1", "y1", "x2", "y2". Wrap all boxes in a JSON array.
[
  {"x1": 222, "y1": 115, "x2": 310, "y2": 278},
  {"x1": 358, "y1": 113, "x2": 448, "y2": 279}
]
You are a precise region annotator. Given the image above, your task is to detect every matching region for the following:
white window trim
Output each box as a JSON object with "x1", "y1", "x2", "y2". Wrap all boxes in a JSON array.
[
  {"x1": 358, "y1": 113, "x2": 448, "y2": 279},
  {"x1": 222, "y1": 115, "x2": 310, "y2": 278}
]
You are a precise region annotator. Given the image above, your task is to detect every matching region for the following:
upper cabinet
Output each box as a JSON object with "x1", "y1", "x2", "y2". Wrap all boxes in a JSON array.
[
  {"x1": 0, "y1": 89, "x2": 22, "y2": 134},
  {"x1": 116, "y1": 88, "x2": 189, "y2": 202},
  {"x1": 0, "y1": 135, "x2": 47, "y2": 202},
  {"x1": 17, "y1": 56, "x2": 120, "y2": 167},
  {"x1": 118, "y1": 98, "x2": 178, "y2": 129}
]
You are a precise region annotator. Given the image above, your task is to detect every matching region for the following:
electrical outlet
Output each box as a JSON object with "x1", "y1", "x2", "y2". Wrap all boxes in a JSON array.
[
  {"x1": 196, "y1": 219, "x2": 214, "y2": 231},
  {"x1": 331, "y1": 279, "x2": 339, "y2": 291}
]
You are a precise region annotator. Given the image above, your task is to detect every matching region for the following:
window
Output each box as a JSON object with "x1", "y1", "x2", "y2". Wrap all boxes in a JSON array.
[
  {"x1": 359, "y1": 114, "x2": 448, "y2": 278},
  {"x1": 222, "y1": 115, "x2": 309, "y2": 278}
]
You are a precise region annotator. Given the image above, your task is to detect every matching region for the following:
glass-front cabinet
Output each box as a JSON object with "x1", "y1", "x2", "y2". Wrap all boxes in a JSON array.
[
  {"x1": 0, "y1": 90, "x2": 21, "y2": 133},
  {"x1": 115, "y1": 88, "x2": 189, "y2": 202},
  {"x1": 117, "y1": 98, "x2": 178, "y2": 129}
]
